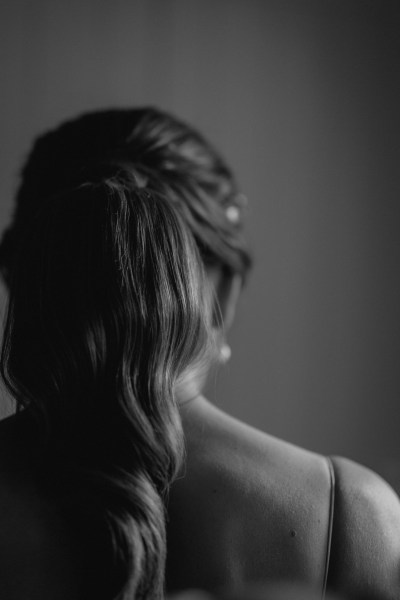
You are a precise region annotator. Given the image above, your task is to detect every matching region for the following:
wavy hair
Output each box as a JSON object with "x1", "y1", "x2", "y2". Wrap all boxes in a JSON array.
[
  {"x1": 0, "y1": 107, "x2": 251, "y2": 598},
  {"x1": 0, "y1": 108, "x2": 252, "y2": 288},
  {"x1": 0, "y1": 171, "x2": 211, "y2": 598}
]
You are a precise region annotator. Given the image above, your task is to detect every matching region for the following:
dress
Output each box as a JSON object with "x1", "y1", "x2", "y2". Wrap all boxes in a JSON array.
[
  {"x1": 322, "y1": 457, "x2": 335, "y2": 598},
  {"x1": 321, "y1": 455, "x2": 400, "y2": 599}
]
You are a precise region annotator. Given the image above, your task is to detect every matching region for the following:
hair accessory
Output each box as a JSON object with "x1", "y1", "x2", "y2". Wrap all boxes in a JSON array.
[
  {"x1": 225, "y1": 205, "x2": 240, "y2": 224},
  {"x1": 225, "y1": 193, "x2": 248, "y2": 224}
]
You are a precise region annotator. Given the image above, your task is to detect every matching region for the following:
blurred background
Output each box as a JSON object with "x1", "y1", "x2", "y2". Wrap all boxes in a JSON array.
[{"x1": 1, "y1": 0, "x2": 399, "y2": 490}]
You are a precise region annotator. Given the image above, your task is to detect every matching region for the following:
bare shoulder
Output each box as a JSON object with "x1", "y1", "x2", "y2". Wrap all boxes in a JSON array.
[
  {"x1": 328, "y1": 456, "x2": 400, "y2": 599},
  {"x1": 167, "y1": 398, "x2": 333, "y2": 593},
  {"x1": 0, "y1": 413, "x2": 81, "y2": 599}
]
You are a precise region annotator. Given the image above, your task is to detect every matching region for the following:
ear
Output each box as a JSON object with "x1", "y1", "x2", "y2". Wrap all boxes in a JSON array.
[{"x1": 206, "y1": 267, "x2": 242, "y2": 332}]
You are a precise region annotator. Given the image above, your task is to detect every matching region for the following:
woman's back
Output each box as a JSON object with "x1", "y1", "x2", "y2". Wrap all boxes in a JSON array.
[
  {"x1": 2, "y1": 400, "x2": 400, "y2": 600},
  {"x1": 167, "y1": 397, "x2": 400, "y2": 599},
  {"x1": 0, "y1": 411, "x2": 82, "y2": 599}
]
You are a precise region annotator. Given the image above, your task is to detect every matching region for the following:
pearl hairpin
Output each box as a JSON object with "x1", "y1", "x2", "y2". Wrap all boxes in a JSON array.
[
  {"x1": 225, "y1": 205, "x2": 240, "y2": 224},
  {"x1": 225, "y1": 193, "x2": 248, "y2": 224}
]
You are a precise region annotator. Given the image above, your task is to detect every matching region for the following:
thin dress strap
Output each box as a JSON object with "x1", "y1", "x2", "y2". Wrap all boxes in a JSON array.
[{"x1": 322, "y1": 456, "x2": 335, "y2": 598}]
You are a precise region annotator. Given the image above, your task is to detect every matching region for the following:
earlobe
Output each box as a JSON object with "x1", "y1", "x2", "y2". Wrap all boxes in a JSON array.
[{"x1": 205, "y1": 268, "x2": 242, "y2": 368}]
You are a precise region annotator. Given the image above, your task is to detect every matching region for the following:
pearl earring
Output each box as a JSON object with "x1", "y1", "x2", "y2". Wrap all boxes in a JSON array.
[{"x1": 219, "y1": 343, "x2": 232, "y2": 364}]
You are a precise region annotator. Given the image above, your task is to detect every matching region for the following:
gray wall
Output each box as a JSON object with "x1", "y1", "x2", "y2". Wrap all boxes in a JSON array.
[{"x1": 1, "y1": 0, "x2": 400, "y2": 487}]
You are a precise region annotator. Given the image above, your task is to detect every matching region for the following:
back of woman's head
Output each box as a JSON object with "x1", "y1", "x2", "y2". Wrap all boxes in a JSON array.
[
  {"x1": 1, "y1": 169, "x2": 211, "y2": 599},
  {"x1": 0, "y1": 108, "x2": 251, "y2": 288},
  {"x1": 0, "y1": 108, "x2": 250, "y2": 597}
]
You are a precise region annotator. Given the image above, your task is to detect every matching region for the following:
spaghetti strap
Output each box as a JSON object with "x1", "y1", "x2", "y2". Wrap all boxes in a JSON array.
[{"x1": 322, "y1": 456, "x2": 335, "y2": 598}]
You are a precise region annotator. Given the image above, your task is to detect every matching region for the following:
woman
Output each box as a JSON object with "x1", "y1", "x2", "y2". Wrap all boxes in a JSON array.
[{"x1": 0, "y1": 108, "x2": 399, "y2": 600}]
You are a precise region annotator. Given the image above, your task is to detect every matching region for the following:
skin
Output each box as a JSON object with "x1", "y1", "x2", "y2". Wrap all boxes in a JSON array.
[
  {"x1": 167, "y1": 270, "x2": 400, "y2": 599},
  {"x1": 167, "y1": 394, "x2": 400, "y2": 598},
  {"x1": 0, "y1": 409, "x2": 81, "y2": 600},
  {"x1": 167, "y1": 583, "x2": 341, "y2": 600},
  {"x1": 0, "y1": 270, "x2": 399, "y2": 598}
]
